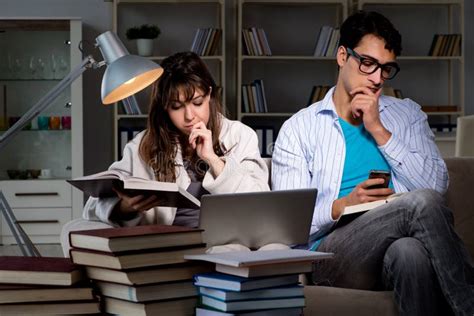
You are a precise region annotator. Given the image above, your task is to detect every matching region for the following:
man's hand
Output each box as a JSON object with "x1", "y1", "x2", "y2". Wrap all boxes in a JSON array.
[
  {"x1": 350, "y1": 86, "x2": 391, "y2": 146},
  {"x1": 331, "y1": 177, "x2": 394, "y2": 220}
]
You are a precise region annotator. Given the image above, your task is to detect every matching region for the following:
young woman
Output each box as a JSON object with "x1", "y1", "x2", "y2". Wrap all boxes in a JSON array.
[{"x1": 83, "y1": 51, "x2": 269, "y2": 228}]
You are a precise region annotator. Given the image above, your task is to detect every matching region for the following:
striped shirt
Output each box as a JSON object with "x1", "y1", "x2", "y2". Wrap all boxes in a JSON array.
[{"x1": 271, "y1": 87, "x2": 449, "y2": 238}]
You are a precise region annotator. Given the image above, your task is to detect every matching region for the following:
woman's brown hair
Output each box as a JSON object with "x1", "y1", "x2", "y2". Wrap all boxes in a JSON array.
[{"x1": 139, "y1": 52, "x2": 224, "y2": 182}]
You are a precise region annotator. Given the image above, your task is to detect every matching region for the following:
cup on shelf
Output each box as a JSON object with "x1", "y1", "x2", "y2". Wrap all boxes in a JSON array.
[
  {"x1": 49, "y1": 116, "x2": 61, "y2": 130},
  {"x1": 39, "y1": 169, "x2": 52, "y2": 179},
  {"x1": 61, "y1": 116, "x2": 71, "y2": 129},
  {"x1": 38, "y1": 116, "x2": 49, "y2": 130}
]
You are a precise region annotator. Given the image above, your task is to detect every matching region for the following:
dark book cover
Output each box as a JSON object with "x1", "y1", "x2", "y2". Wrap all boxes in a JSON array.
[
  {"x1": 70, "y1": 224, "x2": 203, "y2": 239},
  {"x1": 0, "y1": 256, "x2": 78, "y2": 273}
]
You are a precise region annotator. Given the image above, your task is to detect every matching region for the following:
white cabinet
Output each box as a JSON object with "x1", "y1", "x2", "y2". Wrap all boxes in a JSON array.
[{"x1": 0, "y1": 18, "x2": 83, "y2": 244}]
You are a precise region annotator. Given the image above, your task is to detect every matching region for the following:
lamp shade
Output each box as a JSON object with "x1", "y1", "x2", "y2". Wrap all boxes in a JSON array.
[{"x1": 96, "y1": 31, "x2": 163, "y2": 104}]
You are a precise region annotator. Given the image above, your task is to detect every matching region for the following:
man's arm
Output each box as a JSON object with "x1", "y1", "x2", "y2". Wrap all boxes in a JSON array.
[{"x1": 378, "y1": 99, "x2": 448, "y2": 194}]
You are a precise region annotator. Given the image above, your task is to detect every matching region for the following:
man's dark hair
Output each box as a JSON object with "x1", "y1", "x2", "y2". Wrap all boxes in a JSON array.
[{"x1": 339, "y1": 11, "x2": 402, "y2": 56}]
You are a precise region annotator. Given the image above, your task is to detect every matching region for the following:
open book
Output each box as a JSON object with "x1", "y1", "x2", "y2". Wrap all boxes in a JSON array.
[
  {"x1": 67, "y1": 170, "x2": 200, "y2": 209},
  {"x1": 343, "y1": 192, "x2": 406, "y2": 216}
]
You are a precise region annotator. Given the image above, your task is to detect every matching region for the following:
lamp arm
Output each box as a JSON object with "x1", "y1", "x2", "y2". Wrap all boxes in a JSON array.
[{"x1": 0, "y1": 55, "x2": 96, "y2": 150}]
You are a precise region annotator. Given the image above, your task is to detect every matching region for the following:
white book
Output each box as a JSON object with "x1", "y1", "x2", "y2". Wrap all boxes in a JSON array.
[
  {"x1": 185, "y1": 249, "x2": 333, "y2": 267},
  {"x1": 67, "y1": 169, "x2": 200, "y2": 209},
  {"x1": 343, "y1": 193, "x2": 406, "y2": 216},
  {"x1": 201, "y1": 295, "x2": 305, "y2": 312}
]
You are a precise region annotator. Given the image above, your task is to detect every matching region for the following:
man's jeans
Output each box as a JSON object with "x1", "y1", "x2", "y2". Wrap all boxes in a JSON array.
[{"x1": 313, "y1": 189, "x2": 474, "y2": 316}]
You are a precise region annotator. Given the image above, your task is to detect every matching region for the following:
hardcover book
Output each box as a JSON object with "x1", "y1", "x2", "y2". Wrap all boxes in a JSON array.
[
  {"x1": 69, "y1": 224, "x2": 204, "y2": 253},
  {"x1": 103, "y1": 296, "x2": 197, "y2": 316},
  {"x1": 343, "y1": 193, "x2": 406, "y2": 216},
  {"x1": 0, "y1": 284, "x2": 94, "y2": 304},
  {"x1": 197, "y1": 285, "x2": 304, "y2": 301},
  {"x1": 193, "y1": 273, "x2": 300, "y2": 292},
  {"x1": 96, "y1": 280, "x2": 196, "y2": 302},
  {"x1": 67, "y1": 170, "x2": 200, "y2": 209},
  {"x1": 70, "y1": 244, "x2": 207, "y2": 270},
  {"x1": 0, "y1": 300, "x2": 100, "y2": 315},
  {"x1": 201, "y1": 295, "x2": 305, "y2": 312},
  {"x1": 85, "y1": 262, "x2": 213, "y2": 285},
  {"x1": 0, "y1": 256, "x2": 83, "y2": 286},
  {"x1": 195, "y1": 307, "x2": 303, "y2": 316}
]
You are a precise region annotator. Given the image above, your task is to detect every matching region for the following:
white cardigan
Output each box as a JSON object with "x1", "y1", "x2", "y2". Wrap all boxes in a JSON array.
[{"x1": 83, "y1": 117, "x2": 270, "y2": 227}]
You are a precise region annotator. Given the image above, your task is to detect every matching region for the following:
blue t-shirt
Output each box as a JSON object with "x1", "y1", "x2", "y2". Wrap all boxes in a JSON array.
[{"x1": 338, "y1": 118, "x2": 392, "y2": 198}]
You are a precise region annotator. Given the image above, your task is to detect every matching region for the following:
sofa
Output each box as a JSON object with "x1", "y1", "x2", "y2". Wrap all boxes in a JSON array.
[
  {"x1": 61, "y1": 157, "x2": 474, "y2": 315},
  {"x1": 302, "y1": 157, "x2": 474, "y2": 315}
]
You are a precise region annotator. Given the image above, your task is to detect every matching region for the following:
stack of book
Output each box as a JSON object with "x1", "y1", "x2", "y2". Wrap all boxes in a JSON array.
[
  {"x1": 313, "y1": 26, "x2": 340, "y2": 57},
  {"x1": 241, "y1": 79, "x2": 268, "y2": 113},
  {"x1": 0, "y1": 256, "x2": 99, "y2": 314},
  {"x1": 68, "y1": 224, "x2": 211, "y2": 315},
  {"x1": 185, "y1": 249, "x2": 333, "y2": 315},
  {"x1": 191, "y1": 28, "x2": 222, "y2": 56},
  {"x1": 242, "y1": 27, "x2": 272, "y2": 56},
  {"x1": 428, "y1": 34, "x2": 462, "y2": 57}
]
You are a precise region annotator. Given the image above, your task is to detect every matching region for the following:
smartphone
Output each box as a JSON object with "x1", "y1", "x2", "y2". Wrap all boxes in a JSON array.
[{"x1": 368, "y1": 170, "x2": 391, "y2": 189}]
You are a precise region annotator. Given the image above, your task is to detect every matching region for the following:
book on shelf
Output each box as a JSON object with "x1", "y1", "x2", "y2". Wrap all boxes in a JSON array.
[
  {"x1": 0, "y1": 284, "x2": 94, "y2": 304},
  {"x1": 242, "y1": 28, "x2": 271, "y2": 56},
  {"x1": 421, "y1": 105, "x2": 458, "y2": 113},
  {"x1": 201, "y1": 295, "x2": 305, "y2": 313},
  {"x1": 69, "y1": 224, "x2": 204, "y2": 253},
  {"x1": 308, "y1": 85, "x2": 331, "y2": 105},
  {"x1": 85, "y1": 262, "x2": 213, "y2": 286},
  {"x1": 70, "y1": 243, "x2": 207, "y2": 270},
  {"x1": 67, "y1": 169, "x2": 200, "y2": 209},
  {"x1": 197, "y1": 284, "x2": 304, "y2": 302},
  {"x1": 253, "y1": 127, "x2": 274, "y2": 158},
  {"x1": 95, "y1": 280, "x2": 197, "y2": 302},
  {"x1": 0, "y1": 256, "x2": 83, "y2": 286},
  {"x1": 193, "y1": 273, "x2": 300, "y2": 292},
  {"x1": 428, "y1": 34, "x2": 462, "y2": 57},
  {"x1": 103, "y1": 296, "x2": 197, "y2": 316},
  {"x1": 191, "y1": 28, "x2": 221, "y2": 56},
  {"x1": 0, "y1": 300, "x2": 100, "y2": 315},
  {"x1": 196, "y1": 306, "x2": 303, "y2": 316},
  {"x1": 343, "y1": 192, "x2": 407, "y2": 216},
  {"x1": 314, "y1": 25, "x2": 336, "y2": 57},
  {"x1": 241, "y1": 79, "x2": 268, "y2": 113}
]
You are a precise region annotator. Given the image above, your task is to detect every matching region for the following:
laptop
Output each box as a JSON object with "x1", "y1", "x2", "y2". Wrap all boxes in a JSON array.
[{"x1": 198, "y1": 188, "x2": 317, "y2": 250}]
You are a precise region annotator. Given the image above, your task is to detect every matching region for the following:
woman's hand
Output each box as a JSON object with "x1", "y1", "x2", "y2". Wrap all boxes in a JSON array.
[
  {"x1": 113, "y1": 188, "x2": 163, "y2": 219},
  {"x1": 189, "y1": 121, "x2": 225, "y2": 177}
]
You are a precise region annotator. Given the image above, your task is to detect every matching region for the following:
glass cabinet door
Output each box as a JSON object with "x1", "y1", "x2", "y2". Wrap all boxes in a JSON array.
[{"x1": 0, "y1": 19, "x2": 74, "y2": 180}]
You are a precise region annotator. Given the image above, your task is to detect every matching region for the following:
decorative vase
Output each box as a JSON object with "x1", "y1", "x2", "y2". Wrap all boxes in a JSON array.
[{"x1": 136, "y1": 38, "x2": 154, "y2": 57}]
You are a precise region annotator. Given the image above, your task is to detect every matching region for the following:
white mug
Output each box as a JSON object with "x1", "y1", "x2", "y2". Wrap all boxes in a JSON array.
[{"x1": 40, "y1": 169, "x2": 52, "y2": 179}]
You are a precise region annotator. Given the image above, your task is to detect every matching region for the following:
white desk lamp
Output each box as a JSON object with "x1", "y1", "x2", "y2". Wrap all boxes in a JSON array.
[{"x1": 0, "y1": 31, "x2": 163, "y2": 256}]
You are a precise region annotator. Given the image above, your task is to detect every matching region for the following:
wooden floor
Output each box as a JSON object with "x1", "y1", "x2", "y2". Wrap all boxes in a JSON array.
[{"x1": 0, "y1": 244, "x2": 63, "y2": 257}]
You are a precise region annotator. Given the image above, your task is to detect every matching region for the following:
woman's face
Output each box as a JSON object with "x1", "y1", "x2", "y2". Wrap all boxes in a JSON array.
[{"x1": 167, "y1": 88, "x2": 211, "y2": 135}]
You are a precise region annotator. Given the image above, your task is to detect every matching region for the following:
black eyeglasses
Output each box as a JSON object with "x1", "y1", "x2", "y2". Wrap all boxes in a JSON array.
[{"x1": 346, "y1": 47, "x2": 400, "y2": 80}]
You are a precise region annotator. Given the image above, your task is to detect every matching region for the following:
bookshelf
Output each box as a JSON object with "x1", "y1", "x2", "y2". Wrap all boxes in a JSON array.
[
  {"x1": 358, "y1": 0, "x2": 464, "y2": 157},
  {"x1": 112, "y1": 0, "x2": 226, "y2": 160},
  {"x1": 236, "y1": 0, "x2": 349, "y2": 156}
]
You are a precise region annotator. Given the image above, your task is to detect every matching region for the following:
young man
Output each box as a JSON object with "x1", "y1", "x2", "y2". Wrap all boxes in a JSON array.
[{"x1": 272, "y1": 11, "x2": 473, "y2": 316}]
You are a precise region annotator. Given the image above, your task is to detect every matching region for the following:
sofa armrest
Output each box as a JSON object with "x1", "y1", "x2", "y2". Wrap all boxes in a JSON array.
[{"x1": 444, "y1": 157, "x2": 474, "y2": 257}]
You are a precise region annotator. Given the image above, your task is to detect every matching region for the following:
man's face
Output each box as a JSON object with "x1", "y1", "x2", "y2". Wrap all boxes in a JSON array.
[{"x1": 337, "y1": 34, "x2": 397, "y2": 96}]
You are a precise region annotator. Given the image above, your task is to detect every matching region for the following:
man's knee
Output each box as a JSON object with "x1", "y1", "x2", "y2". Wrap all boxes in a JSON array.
[
  {"x1": 402, "y1": 189, "x2": 453, "y2": 223},
  {"x1": 384, "y1": 237, "x2": 433, "y2": 277}
]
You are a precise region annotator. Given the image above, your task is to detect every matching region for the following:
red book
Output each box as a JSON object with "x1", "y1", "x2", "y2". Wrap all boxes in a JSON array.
[
  {"x1": 0, "y1": 256, "x2": 84, "y2": 286},
  {"x1": 69, "y1": 224, "x2": 204, "y2": 253}
]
